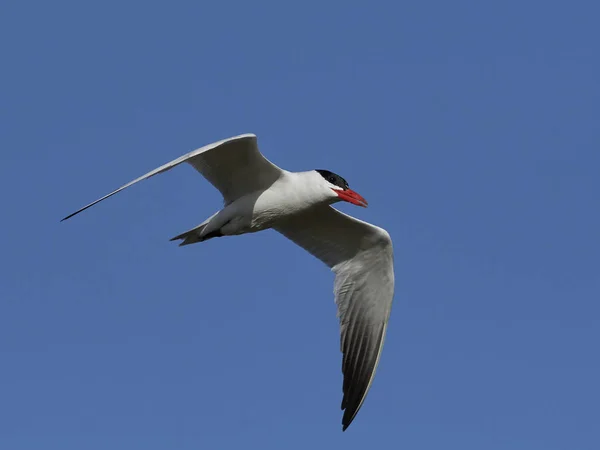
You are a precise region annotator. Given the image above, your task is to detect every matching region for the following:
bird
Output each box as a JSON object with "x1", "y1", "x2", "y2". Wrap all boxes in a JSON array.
[{"x1": 61, "y1": 133, "x2": 395, "y2": 431}]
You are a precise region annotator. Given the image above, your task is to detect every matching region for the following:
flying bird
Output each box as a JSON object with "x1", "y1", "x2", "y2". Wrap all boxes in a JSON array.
[{"x1": 61, "y1": 133, "x2": 395, "y2": 430}]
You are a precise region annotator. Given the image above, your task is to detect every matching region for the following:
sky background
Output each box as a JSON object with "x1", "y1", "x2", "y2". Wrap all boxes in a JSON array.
[{"x1": 1, "y1": 1, "x2": 599, "y2": 449}]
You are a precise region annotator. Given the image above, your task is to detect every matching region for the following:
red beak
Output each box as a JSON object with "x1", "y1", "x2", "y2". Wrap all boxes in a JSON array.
[{"x1": 334, "y1": 188, "x2": 368, "y2": 207}]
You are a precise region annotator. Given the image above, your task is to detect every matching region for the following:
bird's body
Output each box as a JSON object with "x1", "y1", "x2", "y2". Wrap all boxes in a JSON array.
[
  {"x1": 62, "y1": 133, "x2": 394, "y2": 431},
  {"x1": 172, "y1": 170, "x2": 352, "y2": 244}
]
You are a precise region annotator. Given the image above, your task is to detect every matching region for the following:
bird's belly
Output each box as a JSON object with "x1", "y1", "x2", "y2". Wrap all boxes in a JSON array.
[
  {"x1": 253, "y1": 193, "x2": 309, "y2": 229},
  {"x1": 254, "y1": 190, "x2": 316, "y2": 224},
  {"x1": 220, "y1": 189, "x2": 315, "y2": 236},
  {"x1": 217, "y1": 197, "x2": 279, "y2": 236},
  {"x1": 219, "y1": 208, "x2": 279, "y2": 236}
]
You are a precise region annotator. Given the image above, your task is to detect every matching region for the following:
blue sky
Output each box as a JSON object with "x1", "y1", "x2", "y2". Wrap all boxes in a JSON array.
[{"x1": 1, "y1": 1, "x2": 599, "y2": 448}]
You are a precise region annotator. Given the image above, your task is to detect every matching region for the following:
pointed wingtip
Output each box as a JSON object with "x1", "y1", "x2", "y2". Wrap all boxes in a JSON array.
[
  {"x1": 341, "y1": 412, "x2": 354, "y2": 431},
  {"x1": 60, "y1": 208, "x2": 85, "y2": 222}
]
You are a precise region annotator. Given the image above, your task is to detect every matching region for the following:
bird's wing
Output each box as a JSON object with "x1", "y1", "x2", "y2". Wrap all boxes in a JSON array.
[
  {"x1": 274, "y1": 206, "x2": 394, "y2": 430},
  {"x1": 61, "y1": 133, "x2": 282, "y2": 221}
]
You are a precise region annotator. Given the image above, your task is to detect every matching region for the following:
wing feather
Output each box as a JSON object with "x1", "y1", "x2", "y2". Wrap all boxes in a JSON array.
[
  {"x1": 61, "y1": 133, "x2": 282, "y2": 221},
  {"x1": 274, "y1": 206, "x2": 394, "y2": 430}
]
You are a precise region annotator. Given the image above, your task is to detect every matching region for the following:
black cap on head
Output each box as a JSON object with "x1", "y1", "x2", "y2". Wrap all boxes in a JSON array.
[{"x1": 316, "y1": 169, "x2": 349, "y2": 190}]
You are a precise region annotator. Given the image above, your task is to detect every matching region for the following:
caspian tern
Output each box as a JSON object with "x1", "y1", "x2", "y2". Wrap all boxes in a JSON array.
[{"x1": 61, "y1": 133, "x2": 394, "y2": 430}]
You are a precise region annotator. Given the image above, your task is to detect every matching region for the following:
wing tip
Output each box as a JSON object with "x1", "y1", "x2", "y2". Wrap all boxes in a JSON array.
[
  {"x1": 60, "y1": 211, "x2": 78, "y2": 222},
  {"x1": 340, "y1": 401, "x2": 360, "y2": 432},
  {"x1": 338, "y1": 322, "x2": 390, "y2": 432},
  {"x1": 59, "y1": 202, "x2": 98, "y2": 222},
  {"x1": 341, "y1": 404, "x2": 362, "y2": 431}
]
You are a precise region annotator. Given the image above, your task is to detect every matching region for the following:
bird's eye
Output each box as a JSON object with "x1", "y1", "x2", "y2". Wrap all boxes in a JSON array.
[{"x1": 329, "y1": 176, "x2": 336, "y2": 183}]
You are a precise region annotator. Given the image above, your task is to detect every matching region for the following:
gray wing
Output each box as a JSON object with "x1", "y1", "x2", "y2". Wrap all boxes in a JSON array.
[
  {"x1": 274, "y1": 206, "x2": 394, "y2": 430},
  {"x1": 61, "y1": 133, "x2": 282, "y2": 221}
]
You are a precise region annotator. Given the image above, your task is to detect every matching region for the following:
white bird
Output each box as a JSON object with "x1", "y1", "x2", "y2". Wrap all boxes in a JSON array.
[{"x1": 61, "y1": 133, "x2": 394, "y2": 430}]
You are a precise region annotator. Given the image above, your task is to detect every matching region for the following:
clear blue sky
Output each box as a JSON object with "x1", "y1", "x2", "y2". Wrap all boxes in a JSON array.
[{"x1": 1, "y1": 1, "x2": 599, "y2": 448}]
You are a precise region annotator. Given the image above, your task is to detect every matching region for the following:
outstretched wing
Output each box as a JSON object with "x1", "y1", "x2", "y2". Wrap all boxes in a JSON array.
[
  {"x1": 274, "y1": 206, "x2": 394, "y2": 430},
  {"x1": 61, "y1": 133, "x2": 282, "y2": 221}
]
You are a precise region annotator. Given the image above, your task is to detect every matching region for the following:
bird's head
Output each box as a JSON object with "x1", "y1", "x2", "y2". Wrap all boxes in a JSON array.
[{"x1": 315, "y1": 169, "x2": 368, "y2": 208}]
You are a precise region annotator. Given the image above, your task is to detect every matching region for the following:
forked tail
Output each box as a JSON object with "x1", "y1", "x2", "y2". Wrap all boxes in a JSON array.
[{"x1": 170, "y1": 224, "x2": 224, "y2": 246}]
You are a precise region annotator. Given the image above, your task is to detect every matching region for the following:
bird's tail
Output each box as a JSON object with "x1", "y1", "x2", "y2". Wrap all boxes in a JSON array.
[
  {"x1": 170, "y1": 211, "x2": 224, "y2": 246},
  {"x1": 169, "y1": 224, "x2": 209, "y2": 246},
  {"x1": 170, "y1": 213, "x2": 225, "y2": 246}
]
